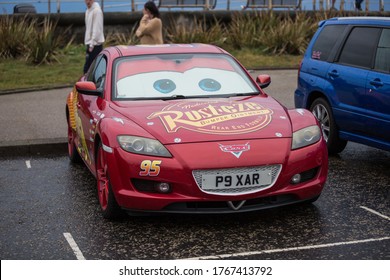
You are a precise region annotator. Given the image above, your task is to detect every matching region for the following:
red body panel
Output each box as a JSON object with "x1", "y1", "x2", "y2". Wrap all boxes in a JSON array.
[
  {"x1": 110, "y1": 96, "x2": 291, "y2": 144},
  {"x1": 66, "y1": 44, "x2": 328, "y2": 214}
]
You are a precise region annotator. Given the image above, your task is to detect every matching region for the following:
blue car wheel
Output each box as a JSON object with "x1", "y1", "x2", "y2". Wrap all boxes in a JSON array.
[{"x1": 310, "y1": 98, "x2": 347, "y2": 154}]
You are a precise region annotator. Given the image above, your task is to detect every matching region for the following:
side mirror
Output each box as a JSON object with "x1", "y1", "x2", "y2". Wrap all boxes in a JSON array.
[
  {"x1": 256, "y1": 74, "x2": 271, "y2": 89},
  {"x1": 75, "y1": 81, "x2": 102, "y2": 96}
]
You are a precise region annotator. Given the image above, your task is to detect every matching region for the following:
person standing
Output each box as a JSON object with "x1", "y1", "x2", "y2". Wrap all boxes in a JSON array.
[
  {"x1": 136, "y1": 1, "x2": 163, "y2": 45},
  {"x1": 355, "y1": 0, "x2": 364, "y2": 11},
  {"x1": 83, "y1": 0, "x2": 105, "y2": 74},
  {"x1": 330, "y1": 0, "x2": 337, "y2": 10}
]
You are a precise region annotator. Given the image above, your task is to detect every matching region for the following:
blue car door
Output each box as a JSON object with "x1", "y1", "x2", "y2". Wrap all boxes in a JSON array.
[
  {"x1": 329, "y1": 64, "x2": 370, "y2": 136},
  {"x1": 364, "y1": 28, "x2": 390, "y2": 145},
  {"x1": 330, "y1": 27, "x2": 382, "y2": 138}
]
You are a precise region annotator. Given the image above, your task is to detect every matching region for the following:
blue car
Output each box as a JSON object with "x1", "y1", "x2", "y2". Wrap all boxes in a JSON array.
[{"x1": 295, "y1": 17, "x2": 390, "y2": 154}]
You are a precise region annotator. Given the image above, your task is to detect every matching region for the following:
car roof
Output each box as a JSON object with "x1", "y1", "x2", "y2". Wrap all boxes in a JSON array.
[
  {"x1": 103, "y1": 43, "x2": 227, "y2": 58},
  {"x1": 319, "y1": 16, "x2": 390, "y2": 27}
]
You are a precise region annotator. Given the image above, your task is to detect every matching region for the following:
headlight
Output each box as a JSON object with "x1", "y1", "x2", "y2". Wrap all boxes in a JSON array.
[
  {"x1": 292, "y1": 125, "x2": 321, "y2": 150},
  {"x1": 117, "y1": 136, "x2": 172, "y2": 157}
]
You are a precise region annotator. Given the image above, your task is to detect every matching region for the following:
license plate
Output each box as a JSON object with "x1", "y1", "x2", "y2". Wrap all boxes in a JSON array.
[{"x1": 201, "y1": 170, "x2": 272, "y2": 190}]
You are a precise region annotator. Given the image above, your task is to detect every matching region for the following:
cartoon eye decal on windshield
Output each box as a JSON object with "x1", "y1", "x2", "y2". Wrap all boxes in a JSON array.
[
  {"x1": 198, "y1": 78, "x2": 221, "y2": 92},
  {"x1": 153, "y1": 79, "x2": 176, "y2": 94}
]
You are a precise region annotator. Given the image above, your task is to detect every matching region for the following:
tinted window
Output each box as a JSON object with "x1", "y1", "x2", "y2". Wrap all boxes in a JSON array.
[
  {"x1": 86, "y1": 57, "x2": 99, "y2": 81},
  {"x1": 375, "y1": 29, "x2": 390, "y2": 73},
  {"x1": 93, "y1": 57, "x2": 107, "y2": 90},
  {"x1": 311, "y1": 25, "x2": 346, "y2": 61},
  {"x1": 88, "y1": 56, "x2": 107, "y2": 91},
  {"x1": 338, "y1": 27, "x2": 381, "y2": 68}
]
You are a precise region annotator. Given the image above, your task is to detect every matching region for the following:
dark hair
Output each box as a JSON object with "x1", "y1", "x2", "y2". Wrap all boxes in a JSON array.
[{"x1": 144, "y1": 1, "x2": 160, "y2": 18}]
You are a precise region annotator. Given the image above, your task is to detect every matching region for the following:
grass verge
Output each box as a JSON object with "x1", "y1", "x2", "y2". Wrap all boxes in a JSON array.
[{"x1": 0, "y1": 45, "x2": 84, "y2": 91}]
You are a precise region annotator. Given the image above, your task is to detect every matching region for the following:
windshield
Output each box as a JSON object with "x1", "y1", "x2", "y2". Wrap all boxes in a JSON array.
[{"x1": 113, "y1": 53, "x2": 259, "y2": 100}]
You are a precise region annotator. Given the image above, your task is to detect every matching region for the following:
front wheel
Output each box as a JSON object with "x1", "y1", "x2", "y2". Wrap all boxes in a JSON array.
[
  {"x1": 310, "y1": 98, "x2": 347, "y2": 154},
  {"x1": 96, "y1": 142, "x2": 123, "y2": 219}
]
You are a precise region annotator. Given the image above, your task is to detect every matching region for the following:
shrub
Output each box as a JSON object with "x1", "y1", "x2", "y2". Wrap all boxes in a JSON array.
[
  {"x1": 227, "y1": 11, "x2": 276, "y2": 50},
  {"x1": 27, "y1": 18, "x2": 65, "y2": 64},
  {"x1": 0, "y1": 15, "x2": 72, "y2": 64},
  {"x1": 105, "y1": 25, "x2": 139, "y2": 46},
  {"x1": 0, "y1": 15, "x2": 35, "y2": 59},
  {"x1": 226, "y1": 11, "x2": 320, "y2": 55},
  {"x1": 165, "y1": 15, "x2": 227, "y2": 46}
]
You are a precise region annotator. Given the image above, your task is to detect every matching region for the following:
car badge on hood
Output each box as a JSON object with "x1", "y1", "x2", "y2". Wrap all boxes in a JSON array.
[{"x1": 219, "y1": 143, "x2": 250, "y2": 158}]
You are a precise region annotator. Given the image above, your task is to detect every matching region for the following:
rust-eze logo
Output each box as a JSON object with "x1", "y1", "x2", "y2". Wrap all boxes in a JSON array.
[{"x1": 147, "y1": 100, "x2": 273, "y2": 134}]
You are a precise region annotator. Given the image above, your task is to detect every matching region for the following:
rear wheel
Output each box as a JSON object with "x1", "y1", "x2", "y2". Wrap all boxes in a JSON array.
[
  {"x1": 310, "y1": 98, "x2": 347, "y2": 154},
  {"x1": 96, "y1": 142, "x2": 122, "y2": 219}
]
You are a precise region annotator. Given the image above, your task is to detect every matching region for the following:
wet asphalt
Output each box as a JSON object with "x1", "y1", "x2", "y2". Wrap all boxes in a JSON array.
[{"x1": 0, "y1": 69, "x2": 389, "y2": 260}]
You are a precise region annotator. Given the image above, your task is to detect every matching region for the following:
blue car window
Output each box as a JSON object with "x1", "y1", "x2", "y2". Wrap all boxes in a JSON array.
[
  {"x1": 311, "y1": 25, "x2": 346, "y2": 61},
  {"x1": 375, "y1": 29, "x2": 390, "y2": 73},
  {"x1": 338, "y1": 27, "x2": 381, "y2": 69}
]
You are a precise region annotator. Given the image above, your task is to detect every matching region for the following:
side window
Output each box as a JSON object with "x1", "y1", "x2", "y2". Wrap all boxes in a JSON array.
[
  {"x1": 375, "y1": 29, "x2": 390, "y2": 73},
  {"x1": 93, "y1": 57, "x2": 107, "y2": 90},
  {"x1": 87, "y1": 55, "x2": 107, "y2": 91},
  {"x1": 311, "y1": 25, "x2": 346, "y2": 61},
  {"x1": 86, "y1": 56, "x2": 99, "y2": 81},
  {"x1": 338, "y1": 27, "x2": 381, "y2": 69}
]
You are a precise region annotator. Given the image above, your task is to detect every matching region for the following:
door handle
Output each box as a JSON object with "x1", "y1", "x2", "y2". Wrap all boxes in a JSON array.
[
  {"x1": 328, "y1": 70, "x2": 339, "y2": 78},
  {"x1": 369, "y1": 79, "x2": 384, "y2": 88}
]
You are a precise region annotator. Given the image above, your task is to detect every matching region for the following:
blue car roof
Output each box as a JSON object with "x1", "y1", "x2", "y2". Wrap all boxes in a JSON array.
[{"x1": 319, "y1": 16, "x2": 390, "y2": 27}]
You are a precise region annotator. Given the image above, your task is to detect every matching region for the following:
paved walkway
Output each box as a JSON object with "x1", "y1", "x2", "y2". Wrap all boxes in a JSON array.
[{"x1": 0, "y1": 69, "x2": 298, "y2": 155}]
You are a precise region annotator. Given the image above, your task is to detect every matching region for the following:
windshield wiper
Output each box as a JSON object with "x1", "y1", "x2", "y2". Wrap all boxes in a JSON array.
[
  {"x1": 161, "y1": 95, "x2": 187, "y2": 100},
  {"x1": 233, "y1": 92, "x2": 260, "y2": 96}
]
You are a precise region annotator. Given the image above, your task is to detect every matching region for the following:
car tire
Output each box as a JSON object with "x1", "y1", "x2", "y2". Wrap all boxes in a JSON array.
[
  {"x1": 96, "y1": 142, "x2": 123, "y2": 219},
  {"x1": 67, "y1": 118, "x2": 82, "y2": 163},
  {"x1": 310, "y1": 98, "x2": 347, "y2": 154}
]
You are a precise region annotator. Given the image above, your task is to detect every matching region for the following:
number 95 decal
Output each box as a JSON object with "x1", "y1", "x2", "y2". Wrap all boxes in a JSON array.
[{"x1": 139, "y1": 160, "x2": 162, "y2": 176}]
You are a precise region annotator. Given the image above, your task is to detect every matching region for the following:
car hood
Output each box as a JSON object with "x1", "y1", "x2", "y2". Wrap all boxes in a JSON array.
[{"x1": 110, "y1": 95, "x2": 292, "y2": 144}]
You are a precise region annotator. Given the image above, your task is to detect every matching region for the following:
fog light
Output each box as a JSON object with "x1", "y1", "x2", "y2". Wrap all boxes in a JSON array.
[
  {"x1": 155, "y1": 182, "x2": 171, "y2": 193},
  {"x1": 291, "y1": 174, "x2": 301, "y2": 184}
]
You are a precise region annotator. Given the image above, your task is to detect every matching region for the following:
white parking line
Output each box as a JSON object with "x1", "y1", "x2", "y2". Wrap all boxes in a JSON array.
[
  {"x1": 63, "y1": 232, "x2": 86, "y2": 260},
  {"x1": 184, "y1": 237, "x2": 390, "y2": 260},
  {"x1": 360, "y1": 206, "x2": 390, "y2": 221},
  {"x1": 25, "y1": 160, "x2": 31, "y2": 169}
]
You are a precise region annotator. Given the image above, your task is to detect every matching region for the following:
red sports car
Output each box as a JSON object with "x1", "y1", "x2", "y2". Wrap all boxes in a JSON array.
[{"x1": 66, "y1": 44, "x2": 328, "y2": 219}]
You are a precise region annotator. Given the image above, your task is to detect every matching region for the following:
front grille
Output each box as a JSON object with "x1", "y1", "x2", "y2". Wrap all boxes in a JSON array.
[
  {"x1": 192, "y1": 165, "x2": 282, "y2": 195},
  {"x1": 161, "y1": 194, "x2": 297, "y2": 214}
]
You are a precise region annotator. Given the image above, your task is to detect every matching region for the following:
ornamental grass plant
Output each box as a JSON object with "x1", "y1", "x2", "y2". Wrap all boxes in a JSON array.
[
  {"x1": 0, "y1": 15, "x2": 72, "y2": 64},
  {"x1": 165, "y1": 15, "x2": 227, "y2": 46},
  {"x1": 0, "y1": 15, "x2": 35, "y2": 59}
]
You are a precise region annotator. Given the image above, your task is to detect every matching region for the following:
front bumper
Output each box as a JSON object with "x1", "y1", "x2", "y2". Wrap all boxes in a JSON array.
[{"x1": 104, "y1": 138, "x2": 328, "y2": 214}]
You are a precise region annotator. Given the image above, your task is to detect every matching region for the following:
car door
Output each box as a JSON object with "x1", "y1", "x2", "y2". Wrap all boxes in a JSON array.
[
  {"x1": 77, "y1": 55, "x2": 107, "y2": 166},
  {"x1": 297, "y1": 24, "x2": 347, "y2": 108},
  {"x1": 364, "y1": 28, "x2": 390, "y2": 143},
  {"x1": 329, "y1": 26, "x2": 382, "y2": 138}
]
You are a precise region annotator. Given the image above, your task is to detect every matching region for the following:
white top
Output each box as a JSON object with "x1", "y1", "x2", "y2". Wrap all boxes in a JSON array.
[{"x1": 84, "y1": 2, "x2": 105, "y2": 48}]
